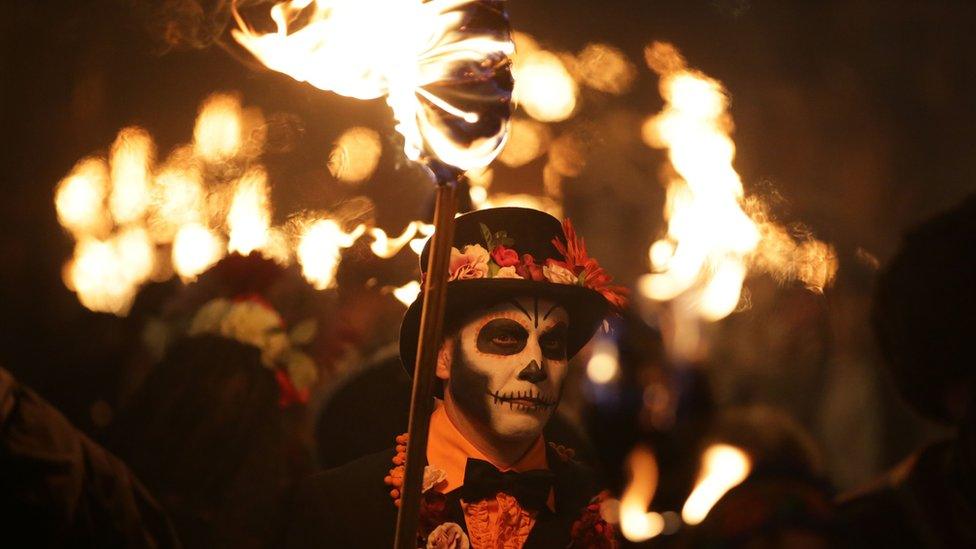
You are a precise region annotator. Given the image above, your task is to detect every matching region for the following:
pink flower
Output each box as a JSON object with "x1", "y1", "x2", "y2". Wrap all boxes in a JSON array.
[
  {"x1": 448, "y1": 244, "x2": 489, "y2": 281},
  {"x1": 490, "y1": 245, "x2": 520, "y2": 267},
  {"x1": 516, "y1": 254, "x2": 546, "y2": 281}
]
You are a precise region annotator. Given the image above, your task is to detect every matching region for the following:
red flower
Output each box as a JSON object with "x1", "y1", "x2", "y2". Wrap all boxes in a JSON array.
[
  {"x1": 275, "y1": 369, "x2": 309, "y2": 408},
  {"x1": 516, "y1": 254, "x2": 546, "y2": 281},
  {"x1": 491, "y1": 245, "x2": 520, "y2": 267},
  {"x1": 552, "y1": 219, "x2": 629, "y2": 310},
  {"x1": 569, "y1": 491, "x2": 619, "y2": 548}
]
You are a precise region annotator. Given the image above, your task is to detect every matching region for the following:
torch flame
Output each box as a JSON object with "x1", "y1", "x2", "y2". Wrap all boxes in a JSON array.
[
  {"x1": 329, "y1": 126, "x2": 383, "y2": 184},
  {"x1": 232, "y1": 0, "x2": 514, "y2": 171},
  {"x1": 296, "y1": 218, "x2": 366, "y2": 289},
  {"x1": 681, "y1": 444, "x2": 751, "y2": 525},
  {"x1": 227, "y1": 168, "x2": 273, "y2": 255},
  {"x1": 65, "y1": 227, "x2": 155, "y2": 315},
  {"x1": 618, "y1": 445, "x2": 665, "y2": 542},
  {"x1": 638, "y1": 42, "x2": 837, "y2": 359}
]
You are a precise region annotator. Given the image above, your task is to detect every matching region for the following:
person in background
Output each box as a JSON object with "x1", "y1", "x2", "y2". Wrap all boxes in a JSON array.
[
  {"x1": 838, "y1": 194, "x2": 976, "y2": 547},
  {"x1": 0, "y1": 366, "x2": 180, "y2": 547},
  {"x1": 108, "y1": 254, "x2": 320, "y2": 548}
]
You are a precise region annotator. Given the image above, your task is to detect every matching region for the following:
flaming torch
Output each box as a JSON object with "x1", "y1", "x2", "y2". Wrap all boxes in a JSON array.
[{"x1": 231, "y1": 1, "x2": 515, "y2": 545}]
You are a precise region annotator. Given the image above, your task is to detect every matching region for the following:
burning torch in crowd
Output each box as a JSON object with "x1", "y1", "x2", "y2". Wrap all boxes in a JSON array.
[{"x1": 231, "y1": 1, "x2": 515, "y2": 545}]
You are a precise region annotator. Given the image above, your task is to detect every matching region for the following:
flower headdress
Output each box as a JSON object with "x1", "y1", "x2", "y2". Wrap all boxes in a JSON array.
[{"x1": 188, "y1": 295, "x2": 318, "y2": 407}]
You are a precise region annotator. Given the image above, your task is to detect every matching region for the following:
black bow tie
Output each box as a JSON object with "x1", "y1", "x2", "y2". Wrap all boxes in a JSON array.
[{"x1": 458, "y1": 458, "x2": 555, "y2": 513}]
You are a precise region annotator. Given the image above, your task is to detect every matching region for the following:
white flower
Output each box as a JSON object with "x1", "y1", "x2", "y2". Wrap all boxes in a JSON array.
[
  {"x1": 219, "y1": 301, "x2": 285, "y2": 366},
  {"x1": 543, "y1": 262, "x2": 578, "y2": 285},
  {"x1": 188, "y1": 298, "x2": 233, "y2": 336},
  {"x1": 422, "y1": 466, "x2": 447, "y2": 493},
  {"x1": 494, "y1": 266, "x2": 524, "y2": 279},
  {"x1": 426, "y1": 522, "x2": 469, "y2": 549}
]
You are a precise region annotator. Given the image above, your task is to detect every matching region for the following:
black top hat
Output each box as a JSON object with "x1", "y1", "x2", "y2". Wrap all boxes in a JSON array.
[{"x1": 398, "y1": 207, "x2": 625, "y2": 375}]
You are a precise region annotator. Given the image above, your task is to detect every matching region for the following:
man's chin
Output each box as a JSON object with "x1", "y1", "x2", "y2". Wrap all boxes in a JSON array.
[{"x1": 489, "y1": 412, "x2": 548, "y2": 441}]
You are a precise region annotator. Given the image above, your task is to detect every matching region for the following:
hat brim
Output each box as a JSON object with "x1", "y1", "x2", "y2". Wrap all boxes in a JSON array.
[{"x1": 398, "y1": 278, "x2": 610, "y2": 377}]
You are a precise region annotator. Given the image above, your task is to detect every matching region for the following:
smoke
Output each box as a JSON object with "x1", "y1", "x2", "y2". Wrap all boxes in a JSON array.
[{"x1": 122, "y1": 0, "x2": 268, "y2": 52}]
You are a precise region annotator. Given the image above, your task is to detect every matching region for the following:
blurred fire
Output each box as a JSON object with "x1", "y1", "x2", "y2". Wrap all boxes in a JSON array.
[
  {"x1": 391, "y1": 280, "x2": 422, "y2": 306},
  {"x1": 637, "y1": 42, "x2": 837, "y2": 359},
  {"x1": 296, "y1": 218, "x2": 366, "y2": 290},
  {"x1": 618, "y1": 445, "x2": 665, "y2": 542},
  {"x1": 55, "y1": 157, "x2": 113, "y2": 239},
  {"x1": 329, "y1": 126, "x2": 383, "y2": 184},
  {"x1": 681, "y1": 444, "x2": 751, "y2": 525},
  {"x1": 172, "y1": 223, "x2": 225, "y2": 281},
  {"x1": 54, "y1": 91, "x2": 456, "y2": 316},
  {"x1": 193, "y1": 93, "x2": 244, "y2": 162},
  {"x1": 511, "y1": 32, "x2": 577, "y2": 123},
  {"x1": 109, "y1": 127, "x2": 154, "y2": 225},
  {"x1": 586, "y1": 336, "x2": 619, "y2": 384},
  {"x1": 227, "y1": 168, "x2": 272, "y2": 255}
]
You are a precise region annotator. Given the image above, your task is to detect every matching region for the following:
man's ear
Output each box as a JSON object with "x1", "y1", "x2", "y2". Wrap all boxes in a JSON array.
[{"x1": 435, "y1": 337, "x2": 454, "y2": 381}]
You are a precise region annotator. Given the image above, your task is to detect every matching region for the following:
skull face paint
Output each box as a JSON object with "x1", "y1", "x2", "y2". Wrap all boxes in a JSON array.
[{"x1": 445, "y1": 297, "x2": 569, "y2": 442}]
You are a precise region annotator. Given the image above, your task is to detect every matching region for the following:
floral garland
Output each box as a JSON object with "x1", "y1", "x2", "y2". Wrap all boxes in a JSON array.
[
  {"x1": 383, "y1": 434, "x2": 619, "y2": 549},
  {"x1": 188, "y1": 295, "x2": 318, "y2": 407},
  {"x1": 446, "y1": 219, "x2": 629, "y2": 310}
]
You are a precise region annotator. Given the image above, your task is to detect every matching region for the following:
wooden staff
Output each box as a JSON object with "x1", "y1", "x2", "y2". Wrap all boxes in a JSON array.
[{"x1": 393, "y1": 170, "x2": 459, "y2": 549}]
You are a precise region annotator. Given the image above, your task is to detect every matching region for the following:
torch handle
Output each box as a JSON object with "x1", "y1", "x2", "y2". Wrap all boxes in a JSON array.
[{"x1": 393, "y1": 181, "x2": 458, "y2": 549}]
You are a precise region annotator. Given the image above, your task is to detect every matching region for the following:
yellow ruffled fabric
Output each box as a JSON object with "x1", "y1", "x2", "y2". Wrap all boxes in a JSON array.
[{"x1": 462, "y1": 493, "x2": 536, "y2": 549}]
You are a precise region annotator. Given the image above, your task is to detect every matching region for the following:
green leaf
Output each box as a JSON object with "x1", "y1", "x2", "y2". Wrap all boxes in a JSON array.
[
  {"x1": 494, "y1": 230, "x2": 515, "y2": 248},
  {"x1": 480, "y1": 223, "x2": 494, "y2": 249},
  {"x1": 488, "y1": 261, "x2": 501, "y2": 277}
]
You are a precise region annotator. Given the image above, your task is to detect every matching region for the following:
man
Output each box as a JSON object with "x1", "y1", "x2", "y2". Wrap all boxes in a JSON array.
[
  {"x1": 284, "y1": 207, "x2": 625, "y2": 548},
  {"x1": 838, "y1": 194, "x2": 976, "y2": 547}
]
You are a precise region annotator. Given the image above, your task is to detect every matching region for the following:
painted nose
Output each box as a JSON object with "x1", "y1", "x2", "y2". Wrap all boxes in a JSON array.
[{"x1": 517, "y1": 360, "x2": 548, "y2": 383}]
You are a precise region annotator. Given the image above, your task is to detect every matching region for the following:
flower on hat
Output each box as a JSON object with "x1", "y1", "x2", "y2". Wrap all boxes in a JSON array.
[
  {"x1": 543, "y1": 260, "x2": 578, "y2": 285},
  {"x1": 552, "y1": 219, "x2": 629, "y2": 309},
  {"x1": 449, "y1": 244, "x2": 490, "y2": 281},
  {"x1": 490, "y1": 244, "x2": 520, "y2": 267}
]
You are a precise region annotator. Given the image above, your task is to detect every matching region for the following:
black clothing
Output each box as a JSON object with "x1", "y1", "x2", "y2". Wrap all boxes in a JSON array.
[
  {"x1": 283, "y1": 443, "x2": 602, "y2": 548},
  {"x1": 0, "y1": 367, "x2": 180, "y2": 547}
]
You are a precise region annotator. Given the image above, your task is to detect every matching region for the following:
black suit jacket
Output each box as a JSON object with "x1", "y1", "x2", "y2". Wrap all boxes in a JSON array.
[{"x1": 283, "y1": 443, "x2": 603, "y2": 548}]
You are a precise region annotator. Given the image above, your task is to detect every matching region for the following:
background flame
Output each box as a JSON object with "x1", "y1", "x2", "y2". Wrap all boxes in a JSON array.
[
  {"x1": 681, "y1": 444, "x2": 751, "y2": 525},
  {"x1": 638, "y1": 42, "x2": 837, "y2": 360}
]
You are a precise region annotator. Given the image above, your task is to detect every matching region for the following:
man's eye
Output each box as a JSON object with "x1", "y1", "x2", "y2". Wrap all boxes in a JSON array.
[{"x1": 491, "y1": 333, "x2": 519, "y2": 346}]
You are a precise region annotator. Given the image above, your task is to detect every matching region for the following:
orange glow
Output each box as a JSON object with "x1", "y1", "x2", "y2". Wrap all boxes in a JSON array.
[
  {"x1": 150, "y1": 155, "x2": 206, "y2": 244},
  {"x1": 681, "y1": 444, "x2": 751, "y2": 525},
  {"x1": 586, "y1": 337, "x2": 619, "y2": 384},
  {"x1": 497, "y1": 118, "x2": 550, "y2": 168},
  {"x1": 369, "y1": 222, "x2": 425, "y2": 259},
  {"x1": 227, "y1": 168, "x2": 272, "y2": 255},
  {"x1": 409, "y1": 222, "x2": 435, "y2": 255},
  {"x1": 172, "y1": 223, "x2": 225, "y2": 281},
  {"x1": 232, "y1": 0, "x2": 513, "y2": 171},
  {"x1": 329, "y1": 126, "x2": 383, "y2": 184},
  {"x1": 55, "y1": 157, "x2": 112, "y2": 239},
  {"x1": 109, "y1": 127, "x2": 155, "y2": 224},
  {"x1": 296, "y1": 218, "x2": 366, "y2": 289},
  {"x1": 479, "y1": 193, "x2": 562, "y2": 218},
  {"x1": 574, "y1": 43, "x2": 636, "y2": 95},
  {"x1": 618, "y1": 445, "x2": 665, "y2": 542},
  {"x1": 513, "y1": 48, "x2": 577, "y2": 122},
  {"x1": 193, "y1": 92, "x2": 243, "y2": 162}
]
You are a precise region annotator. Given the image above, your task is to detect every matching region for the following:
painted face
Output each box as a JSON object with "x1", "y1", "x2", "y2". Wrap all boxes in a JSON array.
[{"x1": 445, "y1": 297, "x2": 569, "y2": 441}]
